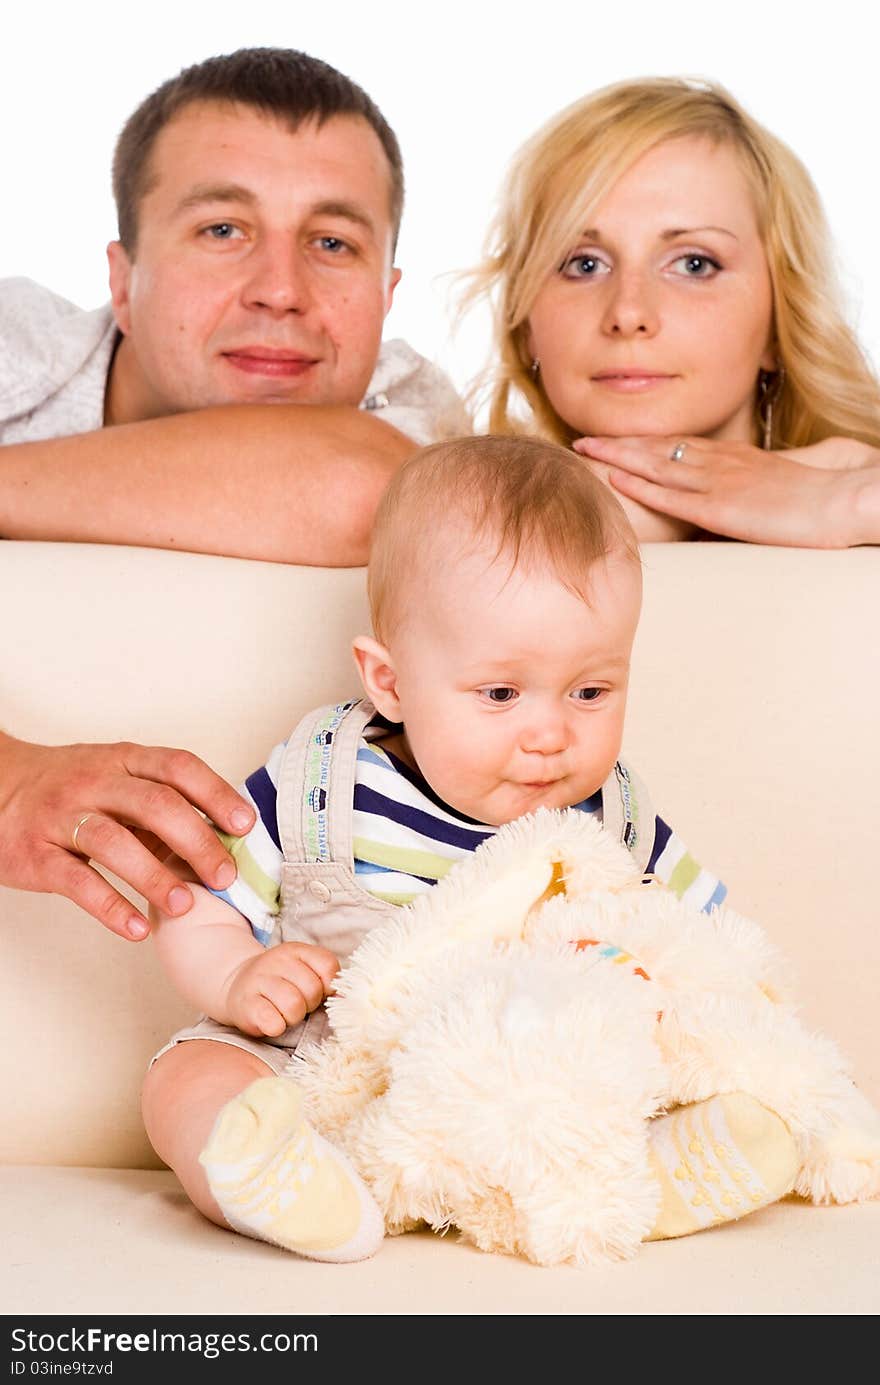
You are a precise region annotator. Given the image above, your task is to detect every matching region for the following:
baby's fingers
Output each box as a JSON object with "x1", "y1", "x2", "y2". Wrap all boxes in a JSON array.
[
  {"x1": 275, "y1": 944, "x2": 340, "y2": 1001},
  {"x1": 237, "y1": 975, "x2": 311, "y2": 1037}
]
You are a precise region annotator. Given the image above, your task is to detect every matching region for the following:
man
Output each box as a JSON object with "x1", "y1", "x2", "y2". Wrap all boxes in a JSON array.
[{"x1": 0, "y1": 47, "x2": 468, "y2": 941}]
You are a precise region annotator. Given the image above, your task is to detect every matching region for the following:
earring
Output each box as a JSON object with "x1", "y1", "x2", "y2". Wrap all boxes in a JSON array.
[
  {"x1": 759, "y1": 366, "x2": 785, "y2": 450},
  {"x1": 530, "y1": 358, "x2": 540, "y2": 380}
]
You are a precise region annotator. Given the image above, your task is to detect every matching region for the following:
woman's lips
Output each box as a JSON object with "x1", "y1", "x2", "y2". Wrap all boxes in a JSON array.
[
  {"x1": 223, "y1": 350, "x2": 319, "y2": 377},
  {"x1": 591, "y1": 372, "x2": 676, "y2": 393}
]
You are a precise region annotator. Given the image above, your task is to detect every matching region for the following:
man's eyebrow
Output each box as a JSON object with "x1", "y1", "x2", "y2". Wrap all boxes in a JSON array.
[
  {"x1": 310, "y1": 200, "x2": 377, "y2": 236},
  {"x1": 174, "y1": 183, "x2": 257, "y2": 213},
  {"x1": 173, "y1": 187, "x2": 377, "y2": 236}
]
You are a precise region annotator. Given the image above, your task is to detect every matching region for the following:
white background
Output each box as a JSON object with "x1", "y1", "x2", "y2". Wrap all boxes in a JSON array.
[{"x1": 3, "y1": 0, "x2": 878, "y2": 409}]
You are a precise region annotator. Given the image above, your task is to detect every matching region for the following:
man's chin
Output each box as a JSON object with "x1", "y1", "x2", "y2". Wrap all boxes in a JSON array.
[{"x1": 209, "y1": 379, "x2": 327, "y2": 409}]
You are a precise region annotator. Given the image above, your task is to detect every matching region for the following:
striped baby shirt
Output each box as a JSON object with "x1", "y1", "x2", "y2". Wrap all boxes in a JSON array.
[{"x1": 213, "y1": 732, "x2": 727, "y2": 945}]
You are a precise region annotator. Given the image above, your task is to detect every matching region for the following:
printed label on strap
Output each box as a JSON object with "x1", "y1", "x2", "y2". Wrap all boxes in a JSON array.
[
  {"x1": 615, "y1": 760, "x2": 640, "y2": 853},
  {"x1": 302, "y1": 700, "x2": 358, "y2": 862}
]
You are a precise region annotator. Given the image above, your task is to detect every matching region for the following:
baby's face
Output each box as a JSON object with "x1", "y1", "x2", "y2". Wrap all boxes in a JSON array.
[{"x1": 379, "y1": 544, "x2": 642, "y2": 826}]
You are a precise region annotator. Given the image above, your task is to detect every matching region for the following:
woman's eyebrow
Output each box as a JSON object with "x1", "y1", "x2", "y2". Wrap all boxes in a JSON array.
[
  {"x1": 576, "y1": 225, "x2": 740, "y2": 241},
  {"x1": 660, "y1": 225, "x2": 739, "y2": 240}
]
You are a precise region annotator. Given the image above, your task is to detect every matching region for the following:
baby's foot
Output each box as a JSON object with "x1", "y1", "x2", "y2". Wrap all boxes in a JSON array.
[
  {"x1": 199, "y1": 1075, "x2": 384, "y2": 1261},
  {"x1": 646, "y1": 1092, "x2": 799, "y2": 1240}
]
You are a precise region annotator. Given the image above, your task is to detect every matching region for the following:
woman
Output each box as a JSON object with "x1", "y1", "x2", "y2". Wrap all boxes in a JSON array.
[{"x1": 466, "y1": 77, "x2": 880, "y2": 546}]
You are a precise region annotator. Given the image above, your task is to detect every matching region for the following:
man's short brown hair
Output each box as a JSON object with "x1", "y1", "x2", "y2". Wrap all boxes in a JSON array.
[{"x1": 112, "y1": 46, "x2": 404, "y2": 253}]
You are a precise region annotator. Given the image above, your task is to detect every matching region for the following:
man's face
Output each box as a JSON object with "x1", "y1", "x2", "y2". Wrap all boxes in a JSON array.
[{"x1": 106, "y1": 101, "x2": 400, "y2": 422}]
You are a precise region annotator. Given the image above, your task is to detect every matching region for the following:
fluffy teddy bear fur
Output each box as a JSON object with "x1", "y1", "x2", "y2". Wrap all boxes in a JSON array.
[{"x1": 290, "y1": 808, "x2": 880, "y2": 1266}]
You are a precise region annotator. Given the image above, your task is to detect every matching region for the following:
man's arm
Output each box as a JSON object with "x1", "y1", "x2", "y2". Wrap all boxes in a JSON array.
[{"x1": 0, "y1": 404, "x2": 417, "y2": 565}]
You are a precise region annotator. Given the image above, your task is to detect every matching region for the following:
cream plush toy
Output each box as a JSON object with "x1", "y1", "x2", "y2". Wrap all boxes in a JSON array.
[{"x1": 291, "y1": 807, "x2": 880, "y2": 1266}]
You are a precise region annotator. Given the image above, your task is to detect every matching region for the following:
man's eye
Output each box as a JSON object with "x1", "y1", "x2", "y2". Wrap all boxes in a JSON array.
[
  {"x1": 560, "y1": 253, "x2": 608, "y2": 279},
  {"x1": 482, "y1": 687, "x2": 517, "y2": 704},
  {"x1": 671, "y1": 253, "x2": 720, "y2": 278},
  {"x1": 573, "y1": 687, "x2": 603, "y2": 702},
  {"x1": 317, "y1": 236, "x2": 349, "y2": 253},
  {"x1": 203, "y1": 223, "x2": 243, "y2": 240}
]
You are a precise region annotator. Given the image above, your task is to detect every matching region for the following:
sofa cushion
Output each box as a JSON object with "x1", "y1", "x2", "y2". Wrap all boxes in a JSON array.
[
  {"x1": 1, "y1": 541, "x2": 878, "y2": 1173},
  {"x1": 3, "y1": 1166, "x2": 879, "y2": 1314}
]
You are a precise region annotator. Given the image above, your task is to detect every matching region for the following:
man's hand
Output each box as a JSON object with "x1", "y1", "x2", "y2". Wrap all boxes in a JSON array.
[
  {"x1": 0, "y1": 734, "x2": 255, "y2": 940},
  {"x1": 574, "y1": 435, "x2": 880, "y2": 547},
  {"x1": 222, "y1": 942, "x2": 340, "y2": 1038}
]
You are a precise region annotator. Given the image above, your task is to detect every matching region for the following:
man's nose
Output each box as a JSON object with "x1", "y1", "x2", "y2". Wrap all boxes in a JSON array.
[
  {"x1": 600, "y1": 268, "x2": 659, "y2": 338},
  {"x1": 242, "y1": 237, "x2": 312, "y2": 314}
]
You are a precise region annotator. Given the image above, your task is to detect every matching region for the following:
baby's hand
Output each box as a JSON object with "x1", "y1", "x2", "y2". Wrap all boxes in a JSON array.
[{"x1": 223, "y1": 942, "x2": 340, "y2": 1038}]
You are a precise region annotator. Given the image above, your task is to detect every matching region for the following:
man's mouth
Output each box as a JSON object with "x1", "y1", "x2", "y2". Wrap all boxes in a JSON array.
[{"x1": 222, "y1": 348, "x2": 320, "y2": 378}]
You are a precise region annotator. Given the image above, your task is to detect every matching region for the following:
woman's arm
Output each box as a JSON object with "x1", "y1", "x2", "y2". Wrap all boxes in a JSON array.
[
  {"x1": 574, "y1": 435, "x2": 880, "y2": 547},
  {"x1": 0, "y1": 404, "x2": 417, "y2": 565}
]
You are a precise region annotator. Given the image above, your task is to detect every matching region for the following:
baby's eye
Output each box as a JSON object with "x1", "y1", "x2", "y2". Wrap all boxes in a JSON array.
[
  {"x1": 480, "y1": 687, "x2": 518, "y2": 704},
  {"x1": 669, "y1": 253, "x2": 721, "y2": 279},
  {"x1": 560, "y1": 252, "x2": 609, "y2": 280},
  {"x1": 572, "y1": 686, "x2": 604, "y2": 702}
]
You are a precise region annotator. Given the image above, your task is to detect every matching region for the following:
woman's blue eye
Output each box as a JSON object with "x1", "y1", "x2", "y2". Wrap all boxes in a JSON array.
[
  {"x1": 563, "y1": 255, "x2": 602, "y2": 277},
  {"x1": 674, "y1": 254, "x2": 720, "y2": 277},
  {"x1": 208, "y1": 224, "x2": 235, "y2": 238}
]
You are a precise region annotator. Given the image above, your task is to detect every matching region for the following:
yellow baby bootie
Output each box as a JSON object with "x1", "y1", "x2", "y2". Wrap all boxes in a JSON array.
[
  {"x1": 646, "y1": 1092, "x2": 800, "y2": 1240},
  {"x1": 199, "y1": 1075, "x2": 384, "y2": 1261}
]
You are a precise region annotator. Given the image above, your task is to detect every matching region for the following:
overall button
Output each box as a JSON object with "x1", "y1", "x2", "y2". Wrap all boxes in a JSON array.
[{"x1": 308, "y1": 879, "x2": 332, "y2": 904}]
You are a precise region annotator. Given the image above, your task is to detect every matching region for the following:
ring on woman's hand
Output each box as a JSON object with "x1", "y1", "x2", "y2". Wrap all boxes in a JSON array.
[
  {"x1": 669, "y1": 441, "x2": 688, "y2": 462},
  {"x1": 71, "y1": 812, "x2": 95, "y2": 855}
]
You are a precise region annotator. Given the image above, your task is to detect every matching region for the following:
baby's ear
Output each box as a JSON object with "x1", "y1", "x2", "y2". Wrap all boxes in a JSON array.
[{"x1": 352, "y1": 636, "x2": 403, "y2": 721}]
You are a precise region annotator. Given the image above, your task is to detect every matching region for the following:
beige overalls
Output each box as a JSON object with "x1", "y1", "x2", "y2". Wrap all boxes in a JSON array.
[{"x1": 151, "y1": 698, "x2": 655, "y2": 1076}]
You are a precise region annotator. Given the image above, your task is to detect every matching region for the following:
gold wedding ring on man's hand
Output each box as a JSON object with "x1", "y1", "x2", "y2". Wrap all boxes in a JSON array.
[
  {"x1": 71, "y1": 813, "x2": 95, "y2": 856},
  {"x1": 669, "y1": 441, "x2": 688, "y2": 462}
]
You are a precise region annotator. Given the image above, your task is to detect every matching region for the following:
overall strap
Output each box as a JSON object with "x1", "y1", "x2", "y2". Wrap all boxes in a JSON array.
[
  {"x1": 600, "y1": 757, "x2": 656, "y2": 875},
  {"x1": 275, "y1": 698, "x2": 378, "y2": 867}
]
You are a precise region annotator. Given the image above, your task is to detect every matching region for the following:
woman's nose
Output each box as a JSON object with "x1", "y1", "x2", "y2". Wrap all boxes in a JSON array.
[{"x1": 600, "y1": 269, "x2": 659, "y2": 338}]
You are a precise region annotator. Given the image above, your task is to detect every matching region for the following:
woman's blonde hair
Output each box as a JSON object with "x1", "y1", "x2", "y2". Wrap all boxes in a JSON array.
[{"x1": 464, "y1": 76, "x2": 880, "y2": 449}]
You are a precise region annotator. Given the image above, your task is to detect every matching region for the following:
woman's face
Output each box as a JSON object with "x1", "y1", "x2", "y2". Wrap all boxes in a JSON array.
[{"x1": 526, "y1": 135, "x2": 776, "y2": 442}]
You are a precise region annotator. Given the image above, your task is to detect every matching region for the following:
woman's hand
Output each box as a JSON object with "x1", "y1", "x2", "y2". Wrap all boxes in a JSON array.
[
  {"x1": 574, "y1": 449, "x2": 697, "y2": 542},
  {"x1": 573, "y1": 435, "x2": 880, "y2": 547}
]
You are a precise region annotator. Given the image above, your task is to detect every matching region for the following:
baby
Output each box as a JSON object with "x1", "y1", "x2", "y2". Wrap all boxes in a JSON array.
[{"x1": 144, "y1": 434, "x2": 798, "y2": 1260}]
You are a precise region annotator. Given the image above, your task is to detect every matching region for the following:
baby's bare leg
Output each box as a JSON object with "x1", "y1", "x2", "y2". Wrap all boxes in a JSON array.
[
  {"x1": 142, "y1": 1040, "x2": 271, "y2": 1224},
  {"x1": 142, "y1": 1040, "x2": 384, "y2": 1260}
]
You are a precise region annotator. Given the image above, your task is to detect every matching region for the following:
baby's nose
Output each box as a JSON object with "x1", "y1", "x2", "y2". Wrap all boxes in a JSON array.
[{"x1": 520, "y1": 713, "x2": 568, "y2": 755}]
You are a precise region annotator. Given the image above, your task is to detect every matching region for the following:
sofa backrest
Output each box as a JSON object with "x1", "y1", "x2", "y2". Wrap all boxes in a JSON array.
[{"x1": 2, "y1": 541, "x2": 877, "y2": 1168}]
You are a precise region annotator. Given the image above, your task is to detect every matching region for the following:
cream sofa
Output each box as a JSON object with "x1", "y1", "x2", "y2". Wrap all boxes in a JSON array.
[{"x1": 2, "y1": 539, "x2": 878, "y2": 1316}]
